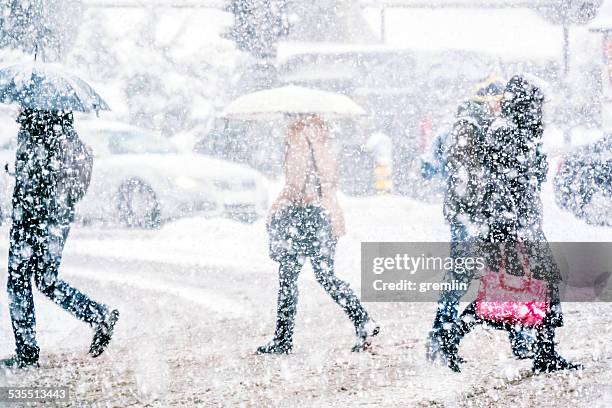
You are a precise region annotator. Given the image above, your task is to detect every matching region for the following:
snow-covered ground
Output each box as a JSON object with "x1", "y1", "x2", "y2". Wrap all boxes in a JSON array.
[{"x1": 0, "y1": 172, "x2": 611, "y2": 406}]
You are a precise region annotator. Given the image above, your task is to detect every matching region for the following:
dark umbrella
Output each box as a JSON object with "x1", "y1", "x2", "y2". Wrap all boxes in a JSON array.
[{"x1": 0, "y1": 62, "x2": 110, "y2": 113}]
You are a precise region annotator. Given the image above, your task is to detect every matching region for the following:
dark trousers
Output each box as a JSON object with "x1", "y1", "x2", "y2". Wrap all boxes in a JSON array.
[
  {"x1": 7, "y1": 220, "x2": 108, "y2": 362},
  {"x1": 272, "y1": 225, "x2": 368, "y2": 344},
  {"x1": 432, "y1": 223, "x2": 472, "y2": 330}
]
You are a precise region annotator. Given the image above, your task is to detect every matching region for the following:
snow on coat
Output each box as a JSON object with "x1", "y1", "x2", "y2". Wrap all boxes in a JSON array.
[
  {"x1": 12, "y1": 110, "x2": 91, "y2": 226},
  {"x1": 478, "y1": 76, "x2": 560, "y2": 283},
  {"x1": 443, "y1": 100, "x2": 494, "y2": 234}
]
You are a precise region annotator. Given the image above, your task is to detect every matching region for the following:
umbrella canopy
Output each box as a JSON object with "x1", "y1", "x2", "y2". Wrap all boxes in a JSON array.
[
  {"x1": 221, "y1": 85, "x2": 366, "y2": 120},
  {"x1": 0, "y1": 62, "x2": 110, "y2": 113}
]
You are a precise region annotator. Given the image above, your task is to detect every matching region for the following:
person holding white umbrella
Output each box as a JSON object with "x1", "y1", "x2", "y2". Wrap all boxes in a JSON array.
[
  {"x1": 223, "y1": 86, "x2": 378, "y2": 353},
  {"x1": 257, "y1": 114, "x2": 379, "y2": 354}
]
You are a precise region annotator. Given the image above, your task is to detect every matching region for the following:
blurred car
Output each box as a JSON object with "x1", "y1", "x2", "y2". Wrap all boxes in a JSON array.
[
  {"x1": 0, "y1": 121, "x2": 269, "y2": 228},
  {"x1": 193, "y1": 118, "x2": 285, "y2": 179},
  {"x1": 554, "y1": 135, "x2": 612, "y2": 226}
]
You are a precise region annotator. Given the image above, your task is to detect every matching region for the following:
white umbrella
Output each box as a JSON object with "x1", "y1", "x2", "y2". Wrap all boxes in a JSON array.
[{"x1": 221, "y1": 85, "x2": 366, "y2": 120}]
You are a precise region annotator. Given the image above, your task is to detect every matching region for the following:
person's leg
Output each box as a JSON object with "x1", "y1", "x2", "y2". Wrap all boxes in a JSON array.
[
  {"x1": 34, "y1": 224, "x2": 109, "y2": 325},
  {"x1": 507, "y1": 328, "x2": 537, "y2": 359},
  {"x1": 505, "y1": 240, "x2": 547, "y2": 359},
  {"x1": 6, "y1": 224, "x2": 39, "y2": 366},
  {"x1": 310, "y1": 239, "x2": 369, "y2": 328},
  {"x1": 33, "y1": 223, "x2": 119, "y2": 358},
  {"x1": 532, "y1": 289, "x2": 582, "y2": 373},
  {"x1": 434, "y1": 223, "x2": 472, "y2": 327},
  {"x1": 532, "y1": 320, "x2": 582, "y2": 373},
  {"x1": 456, "y1": 301, "x2": 483, "y2": 335},
  {"x1": 431, "y1": 301, "x2": 483, "y2": 372},
  {"x1": 427, "y1": 224, "x2": 472, "y2": 364},
  {"x1": 257, "y1": 254, "x2": 303, "y2": 353}
]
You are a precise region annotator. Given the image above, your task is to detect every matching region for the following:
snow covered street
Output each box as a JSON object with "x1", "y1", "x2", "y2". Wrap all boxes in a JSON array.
[
  {"x1": 1, "y1": 0, "x2": 612, "y2": 406},
  {"x1": 0, "y1": 185, "x2": 611, "y2": 406}
]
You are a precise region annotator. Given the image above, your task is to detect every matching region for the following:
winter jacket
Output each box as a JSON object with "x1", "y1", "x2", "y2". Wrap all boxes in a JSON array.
[
  {"x1": 482, "y1": 118, "x2": 548, "y2": 238},
  {"x1": 481, "y1": 75, "x2": 548, "y2": 239},
  {"x1": 443, "y1": 100, "x2": 494, "y2": 231},
  {"x1": 268, "y1": 117, "x2": 346, "y2": 237},
  {"x1": 12, "y1": 111, "x2": 89, "y2": 227},
  {"x1": 476, "y1": 76, "x2": 560, "y2": 283}
]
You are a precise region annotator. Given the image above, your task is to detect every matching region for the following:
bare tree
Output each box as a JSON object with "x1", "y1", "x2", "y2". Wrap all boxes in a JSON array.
[{"x1": 0, "y1": 0, "x2": 84, "y2": 62}]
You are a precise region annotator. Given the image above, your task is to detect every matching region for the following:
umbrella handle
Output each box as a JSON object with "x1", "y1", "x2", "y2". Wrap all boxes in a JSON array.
[{"x1": 4, "y1": 163, "x2": 15, "y2": 177}]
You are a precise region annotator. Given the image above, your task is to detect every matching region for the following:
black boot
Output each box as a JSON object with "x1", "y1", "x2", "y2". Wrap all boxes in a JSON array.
[
  {"x1": 427, "y1": 307, "x2": 454, "y2": 363},
  {"x1": 0, "y1": 355, "x2": 39, "y2": 369},
  {"x1": 89, "y1": 309, "x2": 119, "y2": 358},
  {"x1": 257, "y1": 281, "x2": 297, "y2": 355},
  {"x1": 256, "y1": 339, "x2": 293, "y2": 355},
  {"x1": 509, "y1": 329, "x2": 536, "y2": 360},
  {"x1": 426, "y1": 327, "x2": 462, "y2": 373},
  {"x1": 352, "y1": 319, "x2": 380, "y2": 352},
  {"x1": 256, "y1": 318, "x2": 294, "y2": 355},
  {"x1": 1, "y1": 344, "x2": 39, "y2": 369},
  {"x1": 533, "y1": 352, "x2": 584, "y2": 374},
  {"x1": 425, "y1": 328, "x2": 445, "y2": 363},
  {"x1": 426, "y1": 303, "x2": 477, "y2": 372},
  {"x1": 532, "y1": 325, "x2": 583, "y2": 374},
  {"x1": 256, "y1": 305, "x2": 295, "y2": 355}
]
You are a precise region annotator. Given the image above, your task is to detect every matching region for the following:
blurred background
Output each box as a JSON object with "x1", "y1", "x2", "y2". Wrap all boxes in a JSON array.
[{"x1": 0, "y1": 0, "x2": 610, "y2": 226}]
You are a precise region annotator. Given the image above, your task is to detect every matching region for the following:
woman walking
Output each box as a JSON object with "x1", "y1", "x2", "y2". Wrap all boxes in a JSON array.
[
  {"x1": 257, "y1": 115, "x2": 378, "y2": 354},
  {"x1": 450, "y1": 76, "x2": 582, "y2": 374}
]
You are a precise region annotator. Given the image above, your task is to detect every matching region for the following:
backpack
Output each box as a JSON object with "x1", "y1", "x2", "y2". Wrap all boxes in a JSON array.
[{"x1": 58, "y1": 128, "x2": 94, "y2": 204}]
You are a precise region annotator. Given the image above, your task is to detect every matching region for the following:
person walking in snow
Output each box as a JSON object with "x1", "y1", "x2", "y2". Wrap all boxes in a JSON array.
[
  {"x1": 257, "y1": 115, "x2": 378, "y2": 354},
  {"x1": 2, "y1": 109, "x2": 119, "y2": 369},
  {"x1": 450, "y1": 75, "x2": 583, "y2": 374},
  {"x1": 426, "y1": 77, "x2": 535, "y2": 369}
]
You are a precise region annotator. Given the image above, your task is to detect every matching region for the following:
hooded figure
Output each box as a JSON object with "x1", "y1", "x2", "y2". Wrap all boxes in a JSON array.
[
  {"x1": 427, "y1": 78, "x2": 537, "y2": 368},
  {"x1": 452, "y1": 76, "x2": 583, "y2": 374},
  {"x1": 483, "y1": 76, "x2": 549, "y2": 242},
  {"x1": 2, "y1": 109, "x2": 119, "y2": 369},
  {"x1": 478, "y1": 76, "x2": 559, "y2": 283}
]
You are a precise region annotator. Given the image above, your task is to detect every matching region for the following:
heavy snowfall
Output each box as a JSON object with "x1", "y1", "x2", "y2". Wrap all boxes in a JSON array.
[{"x1": 0, "y1": 0, "x2": 611, "y2": 407}]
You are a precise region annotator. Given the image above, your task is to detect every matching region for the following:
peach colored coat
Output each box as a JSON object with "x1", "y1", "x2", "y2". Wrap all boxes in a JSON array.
[{"x1": 268, "y1": 117, "x2": 346, "y2": 237}]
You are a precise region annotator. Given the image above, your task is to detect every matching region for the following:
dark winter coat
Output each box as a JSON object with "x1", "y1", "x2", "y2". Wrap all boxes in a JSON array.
[
  {"x1": 477, "y1": 76, "x2": 560, "y2": 283},
  {"x1": 480, "y1": 118, "x2": 548, "y2": 237},
  {"x1": 12, "y1": 110, "x2": 91, "y2": 227},
  {"x1": 481, "y1": 76, "x2": 548, "y2": 238},
  {"x1": 443, "y1": 100, "x2": 494, "y2": 230}
]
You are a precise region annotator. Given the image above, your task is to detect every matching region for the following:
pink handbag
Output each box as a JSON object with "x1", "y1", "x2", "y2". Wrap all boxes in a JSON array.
[{"x1": 475, "y1": 243, "x2": 550, "y2": 327}]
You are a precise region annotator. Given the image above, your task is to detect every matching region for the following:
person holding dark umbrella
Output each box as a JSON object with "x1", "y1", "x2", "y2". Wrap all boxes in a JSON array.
[{"x1": 0, "y1": 63, "x2": 118, "y2": 368}]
